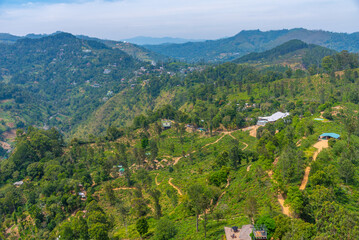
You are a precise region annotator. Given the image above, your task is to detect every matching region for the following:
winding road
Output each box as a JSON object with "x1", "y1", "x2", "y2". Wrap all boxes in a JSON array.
[
  {"x1": 168, "y1": 178, "x2": 183, "y2": 195},
  {"x1": 299, "y1": 140, "x2": 328, "y2": 190}
]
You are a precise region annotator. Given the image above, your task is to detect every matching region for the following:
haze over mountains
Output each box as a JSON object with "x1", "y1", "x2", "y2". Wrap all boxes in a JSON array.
[
  {"x1": 1, "y1": 28, "x2": 359, "y2": 63},
  {"x1": 144, "y1": 28, "x2": 359, "y2": 62},
  {"x1": 122, "y1": 36, "x2": 205, "y2": 45}
]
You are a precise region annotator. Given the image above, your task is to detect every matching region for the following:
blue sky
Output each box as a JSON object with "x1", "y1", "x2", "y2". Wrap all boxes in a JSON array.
[{"x1": 0, "y1": 0, "x2": 358, "y2": 40}]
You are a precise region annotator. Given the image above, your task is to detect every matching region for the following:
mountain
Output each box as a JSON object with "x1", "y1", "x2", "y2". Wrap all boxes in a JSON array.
[
  {"x1": 122, "y1": 36, "x2": 205, "y2": 45},
  {"x1": 144, "y1": 28, "x2": 359, "y2": 62},
  {"x1": 234, "y1": 39, "x2": 337, "y2": 69},
  {"x1": 0, "y1": 32, "x2": 144, "y2": 140},
  {"x1": 76, "y1": 35, "x2": 167, "y2": 62},
  {"x1": 0, "y1": 33, "x2": 21, "y2": 43},
  {"x1": 0, "y1": 32, "x2": 166, "y2": 62}
]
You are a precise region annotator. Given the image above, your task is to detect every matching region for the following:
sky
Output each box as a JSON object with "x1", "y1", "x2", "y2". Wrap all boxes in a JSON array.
[{"x1": 0, "y1": 0, "x2": 358, "y2": 40}]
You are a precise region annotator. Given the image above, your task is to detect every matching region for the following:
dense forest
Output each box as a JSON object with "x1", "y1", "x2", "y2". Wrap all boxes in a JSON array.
[{"x1": 1, "y1": 33, "x2": 359, "y2": 239}]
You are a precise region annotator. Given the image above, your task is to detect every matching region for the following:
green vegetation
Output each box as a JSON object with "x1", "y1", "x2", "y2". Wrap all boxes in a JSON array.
[{"x1": 1, "y1": 33, "x2": 359, "y2": 239}]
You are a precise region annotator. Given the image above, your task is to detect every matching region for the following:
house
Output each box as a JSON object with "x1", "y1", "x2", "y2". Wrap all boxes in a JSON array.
[
  {"x1": 78, "y1": 192, "x2": 86, "y2": 199},
  {"x1": 103, "y1": 69, "x2": 111, "y2": 74},
  {"x1": 253, "y1": 226, "x2": 267, "y2": 240},
  {"x1": 318, "y1": 133, "x2": 340, "y2": 140},
  {"x1": 224, "y1": 225, "x2": 253, "y2": 240},
  {"x1": 13, "y1": 181, "x2": 23, "y2": 187},
  {"x1": 257, "y1": 111, "x2": 290, "y2": 126},
  {"x1": 162, "y1": 120, "x2": 172, "y2": 129}
]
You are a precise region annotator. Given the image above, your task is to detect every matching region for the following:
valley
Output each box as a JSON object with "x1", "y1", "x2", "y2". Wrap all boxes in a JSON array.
[{"x1": 0, "y1": 32, "x2": 359, "y2": 240}]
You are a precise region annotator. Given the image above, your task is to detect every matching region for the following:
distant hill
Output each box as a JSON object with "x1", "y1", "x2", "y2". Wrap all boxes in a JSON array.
[
  {"x1": 0, "y1": 33, "x2": 21, "y2": 43},
  {"x1": 144, "y1": 28, "x2": 359, "y2": 62},
  {"x1": 76, "y1": 35, "x2": 167, "y2": 62},
  {"x1": 234, "y1": 39, "x2": 337, "y2": 69},
  {"x1": 122, "y1": 36, "x2": 205, "y2": 45},
  {"x1": 0, "y1": 32, "x2": 166, "y2": 62}
]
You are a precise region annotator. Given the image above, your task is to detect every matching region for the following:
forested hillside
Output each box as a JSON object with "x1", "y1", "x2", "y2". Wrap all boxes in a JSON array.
[
  {"x1": 233, "y1": 39, "x2": 336, "y2": 70},
  {"x1": 0, "y1": 32, "x2": 164, "y2": 63},
  {"x1": 0, "y1": 33, "x2": 144, "y2": 144},
  {"x1": 1, "y1": 32, "x2": 359, "y2": 240},
  {"x1": 144, "y1": 28, "x2": 359, "y2": 62}
]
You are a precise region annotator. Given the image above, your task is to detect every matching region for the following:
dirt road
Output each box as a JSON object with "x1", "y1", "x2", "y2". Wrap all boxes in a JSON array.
[
  {"x1": 267, "y1": 170, "x2": 291, "y2": 217},
  {"x1": 168, "y1": 178, "x2": 183, "y2": 195},
  {"x1": 242, "y1": 125, "x2": 259, "y2": 138},
  {"x1": 155, "y1": 173, "x2": 160, "y2": 186},
  {"x1": 299, "y1": 140, "x2": 328, "y2": 190}
]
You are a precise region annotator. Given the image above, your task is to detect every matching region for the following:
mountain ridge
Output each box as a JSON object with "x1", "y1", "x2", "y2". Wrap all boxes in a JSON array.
[
  {"x1": 0, "y1": 32, "x2": 166, "y2": 62},
  {"x1": 233, "y1": 39, "x2": 337, "y2": 69},
  {"x1": 122, "y1": 36, "x2": 205, "y2": 45},
  {"x1": 144, "y1": 28, "x2": 359, "y2": 62}
]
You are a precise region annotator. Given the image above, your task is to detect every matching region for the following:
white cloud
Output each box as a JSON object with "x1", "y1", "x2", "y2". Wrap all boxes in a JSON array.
[{"x1": 0, "y1": 0, "x2": 358, "y2": 39}]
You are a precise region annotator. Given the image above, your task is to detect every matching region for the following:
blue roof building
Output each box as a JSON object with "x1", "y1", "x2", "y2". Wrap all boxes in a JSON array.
[{"x1": 319, "y1": 133, "x2": 340, "y2": 140}]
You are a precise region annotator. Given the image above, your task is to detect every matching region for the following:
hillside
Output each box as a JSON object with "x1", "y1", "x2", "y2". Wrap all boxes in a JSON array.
[
  {"x1": 0, "y1": 32, "x2": 144, "y2": 144},
  {"x1": 1, "y1": 33, "x2": 359, "y2": 240},
  {"x1": 0, "y1": 32, "x2": 165, "y2": 63},
  {"x1": 0, "y1": 33, "x2": 21, "y2": 43},
  {"x1": 1, "y1": 57, "x2": 359, "y2": 239},
  {"x1": 144, "y1": 28, "x2": 359, "y2": 62},
  {"x1": 76, "y1": 35, "x2": 167, "y2": 62},
  {"x1": 233, "y1": 39, "x2": 337, "y2": 69}
]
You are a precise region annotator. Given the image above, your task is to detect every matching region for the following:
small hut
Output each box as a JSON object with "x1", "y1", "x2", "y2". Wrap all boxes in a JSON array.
[{"x1": 318, "y1": 133, "x2": 340, "y2": 140}]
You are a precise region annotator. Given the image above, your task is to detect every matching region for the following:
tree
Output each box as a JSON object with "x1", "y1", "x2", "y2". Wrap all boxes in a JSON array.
[
  {"x1": 106, "y1": 126, "x2": 123, "y2": 141},
  {"x1": 141, "y1": 137, "x2": 149, "y2": 149},
  {"x1": 166, "y1": 188, "x2": 178, "y2": 207},
  {"x1": 59, "y1": 222, "x2": 75, "y2": 240},
  {"x1": 149, "y1": 189, "x2": 162, "y2": 219},
  {"x1": 256, "y1": 215, "x2": 276, "y2": 239},
  {"x1": 244, "y1": 196, "x2": 257, "y2": 223},
  {"x1": 285, "y1": 186, "x2": 304, "y2": 217},
  {"x1": 135, "y1": 168, "x2": 152, "y2": 189},
  {"x1": 103, "y1": 182, "x2": 116, "y2": 206},
  {"x1": 72, "y1": 212, "x2": 89, "y2": 239},
  {"x1": 154, "y1": 217, "x2": 177, "y2": 240},
  {"x1": 131, "y1": 197, "x2": 150, "y2": 218},
  {"x1": 315, "y1": 201, "x2": 359, "y2": 239},
  {"x1": 136, "y1": 217, "x2": 149, "y2": 238},
  {"x1": 187, "y1": 184, "x2": 212, "y2": 235},
  {"x1": 213, "y1": 151, "x2": 229, "y2": 169},
  {"x1": 154, "y1": 121, "x2": 162, "y2": 139},
  {"x1": 338, "y1": 158, "x2": 355, "y2": 184},
  {"x1": 208, "y1": 167, "x2": 229, "y2": 187},
  {"x1": 149, "y1": 140, "x2": 159, "y2": 167},
  {"x1": 88, "y1": 223, "x2": 110, "y2": 240},
  {"x1": 322, "y1": 56, "x2": 334, "y2": 73},
  {"x1": 229, "y1": 144, "x2": 241, "y2": 170}
]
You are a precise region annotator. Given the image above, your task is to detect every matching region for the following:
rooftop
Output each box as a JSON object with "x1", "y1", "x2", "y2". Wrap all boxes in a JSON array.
[
  {"x1": 320, "y1": 133, "x2": 340, "y2": 139},
  {"x1": 224, "y1": 225, "x2": 254, "y2": 240},
  {"x1": 259, "y1": 111, "x2": 290, "y2": 122}
]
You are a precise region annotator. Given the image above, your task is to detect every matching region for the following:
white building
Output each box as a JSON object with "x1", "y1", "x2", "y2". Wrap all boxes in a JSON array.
[{"x1": 257, "y1": 111, "x2": 290, "y2": 126}]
